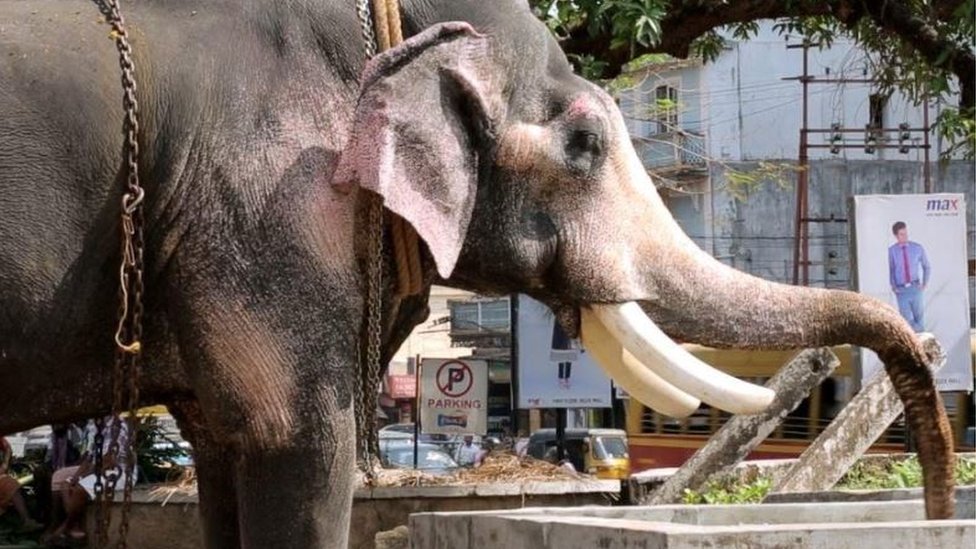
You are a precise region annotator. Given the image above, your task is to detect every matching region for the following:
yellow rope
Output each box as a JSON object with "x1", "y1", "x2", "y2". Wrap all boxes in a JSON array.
[
  {"x1": 372, "y1": 0, "x2": 391, "y2": 51},
  {"x1": 385, "y1": 0, "x2": 404, "y2": 45},
  {"x1": 391, "y1": 216, "x2": 412, "y2": 295},
  {"x1": 372, "y1": 0, "x2": 424, "y2": 297}
]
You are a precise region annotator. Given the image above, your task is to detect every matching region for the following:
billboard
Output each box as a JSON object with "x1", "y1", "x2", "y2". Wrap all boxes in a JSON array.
[
  {"x1": 420, "y1": 358, "x2": 488, "y2": 435},
  {"x1": 516, "y1": 294, "x2": 612, "y2": 408},
  {"x1": 851, "y1": 193, "x2": 972, "y2": 391}
]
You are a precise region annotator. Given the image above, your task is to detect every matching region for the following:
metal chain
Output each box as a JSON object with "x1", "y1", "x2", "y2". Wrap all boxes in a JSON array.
[
  {"x1": 355, "y1": 0, "x2": 378, "y2": 59},
  {"x1": 91, "y1": 417, "x2": 106, "y2": 545},
  {"x1": 93, "y1": 0, "x2": 145, "y2": 547},
  {"x1": 353, "y1": 0, "x2": 383, "y2": 483},
  {"x1": 362, "y1": 196, "x2": 384, "y2": 479}
]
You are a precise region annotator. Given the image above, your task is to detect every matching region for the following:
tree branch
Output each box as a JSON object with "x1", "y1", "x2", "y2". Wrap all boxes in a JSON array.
[
  {"x1": 556, "y1": 0, "x2": 974, "y2": 111},
  {"x1": 861, "y1": 1, "x2": 975, "y2": 110}
]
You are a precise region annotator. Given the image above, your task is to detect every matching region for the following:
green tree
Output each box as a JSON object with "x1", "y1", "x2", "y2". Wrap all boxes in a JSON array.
[{"x1": 532, "y1": 0, "x2": 976, "y2": 157}]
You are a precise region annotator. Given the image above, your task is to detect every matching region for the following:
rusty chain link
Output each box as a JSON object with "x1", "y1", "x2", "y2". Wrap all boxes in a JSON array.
[
  {"x1": 92, "y1": 0, "x2": 145, "y2": 547},
  {"x1": 91, "y1": 417, "x2": 106, "y2": 542},
  {"x1": 353, "y1": 0, "x2": 383, "y2": 484}
]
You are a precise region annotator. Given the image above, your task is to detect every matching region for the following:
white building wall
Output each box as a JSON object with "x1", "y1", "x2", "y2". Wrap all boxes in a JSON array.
[
  {"x1": 695, "y1": 22, "x2": 950, "y2": 162},
  {"x1": 388, "y1": 285, "x2": 473, "y2": 375}
]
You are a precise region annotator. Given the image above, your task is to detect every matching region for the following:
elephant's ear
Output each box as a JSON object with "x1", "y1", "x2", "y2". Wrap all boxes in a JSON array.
[{"x1": 333, "y1": 22, "x2": 501, "y2": 279}]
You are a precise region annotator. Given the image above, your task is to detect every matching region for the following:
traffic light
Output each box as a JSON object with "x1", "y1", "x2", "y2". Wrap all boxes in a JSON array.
[
  {"x1": 864, "y1": 124, "x2": 877, "y2": 154},
  {"x1": 829, "y1": 123, "x2": 842, "y2": 154},
  {"x1": 898, "y1": 122, "x2": 911, "y2": 153}
]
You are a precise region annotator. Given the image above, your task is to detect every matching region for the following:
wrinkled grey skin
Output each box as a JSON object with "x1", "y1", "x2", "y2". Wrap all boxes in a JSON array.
[{"x1": 0, "y1": 0, "x2": 952, "y2": 547}]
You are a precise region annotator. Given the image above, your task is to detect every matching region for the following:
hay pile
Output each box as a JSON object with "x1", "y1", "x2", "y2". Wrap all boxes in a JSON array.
[
  {"x1": 148, "y1": 467, "x2": 198, "y2": 503},
  {"x1": 371, "y1": 453, "x2": 589, "y2": 487},
  {"x1": 149, "y1": 453, "x2": 592, "y2": 500}
]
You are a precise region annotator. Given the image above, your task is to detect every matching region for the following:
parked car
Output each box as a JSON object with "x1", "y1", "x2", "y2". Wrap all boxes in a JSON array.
[
  {"x1": 378, "y1": 423, "x2": 451, "y2": 442},
  {"x1": 377, "y1": 428, "x2": 414, "y2": 441},
  {"x1": 526, "y1": 428, "x2": 630, "y2": 479},
  {"x1": 379, "y1": 440, "x2": 458, "y2": 474},
  {"x1": 21, "y1": 426, "x2": 52, "y2": 460},
  {"x1": 5, "y1": 432, "x2": 28, "y2": 458},
  {"x1": 378, "y1": 423, "x2": 465, "y2": 448}
]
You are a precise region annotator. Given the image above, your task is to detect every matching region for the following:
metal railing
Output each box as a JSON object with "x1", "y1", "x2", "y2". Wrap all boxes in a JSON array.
[{"x1": 631, "y1": 131, "x2": 707, "y2": 169}]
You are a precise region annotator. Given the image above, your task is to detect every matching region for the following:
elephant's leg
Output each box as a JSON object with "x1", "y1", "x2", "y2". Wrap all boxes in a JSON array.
[
  {"x1": 236, "y1": 404, "x2": 357, "y2": 548},
  {"x1": 175, "y1": 299, "x2": 360, "y2": 548},
  {"x1": 169, "y1": 400, "x2": 241, "y2": 549}
]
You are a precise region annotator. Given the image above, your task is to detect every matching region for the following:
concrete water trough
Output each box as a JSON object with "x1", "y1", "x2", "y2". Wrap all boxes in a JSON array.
[
  {"x1": 80, "y1": 479, "x2": 621, "y2": 549},
  {"x1": 410, "y1": 498, "x2": 976, "y2": 549}
]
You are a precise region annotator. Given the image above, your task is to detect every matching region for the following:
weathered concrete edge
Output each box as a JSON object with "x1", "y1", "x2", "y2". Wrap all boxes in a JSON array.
[
  {"x1": 410, "y1": 509, "x2": 976, "y2": 534},
  {"x1": 765, "y1": 484, "x2": 976, "y2": 504},
  {"x1": 129, "y1": 480, "x2": 619, "y2": 505},
  {"x1": 356, "y1": 480, "x2": 619, "y2": 500},
  {"x1": 412, "y1": 512, "x2": 975, "y2": 549},
  {"x1": 126, "y1": 479, "x2": 619, "y2": 505},
  {"x1": 409, "y1": 498, "x2": 968, "y2": 521}
]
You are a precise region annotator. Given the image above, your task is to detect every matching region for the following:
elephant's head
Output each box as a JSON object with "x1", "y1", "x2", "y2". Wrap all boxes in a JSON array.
[{"x1": 333, "y1": 13, "x2": 953, "y2": 519}]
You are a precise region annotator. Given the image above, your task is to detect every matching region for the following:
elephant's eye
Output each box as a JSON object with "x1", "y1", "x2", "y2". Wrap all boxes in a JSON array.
[{"x1": 565, "y1": 128, "x2": 604, "y2": 175}]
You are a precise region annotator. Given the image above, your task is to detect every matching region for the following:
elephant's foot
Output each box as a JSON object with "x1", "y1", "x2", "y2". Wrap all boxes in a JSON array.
[{"x1": 169, "y1": 400, "x2": 242, "y2": 549}]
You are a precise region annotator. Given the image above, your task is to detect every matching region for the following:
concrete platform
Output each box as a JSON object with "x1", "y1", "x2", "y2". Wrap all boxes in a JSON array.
[
  {"x1": 86, "y1": 479, "x2": 620, "y2": 549},
  {"x1": 410, "y1": 500, "x2": 976, "y2": 548}
]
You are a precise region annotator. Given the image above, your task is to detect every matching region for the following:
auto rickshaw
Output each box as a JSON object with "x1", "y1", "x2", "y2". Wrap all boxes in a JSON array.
[{"x1": 526, "y1": 428, "x2": 630, "y2": 479}]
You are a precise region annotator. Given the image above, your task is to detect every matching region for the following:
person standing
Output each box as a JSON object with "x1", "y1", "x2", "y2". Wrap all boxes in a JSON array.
[
  {"x1": 888, "y1": 221, "x2": 931, "y2": 332},
  {"x1": 455, "y1": 435, "x2": 481, "y2": 467},
  {"x1": 0, "y1": 436, "x2": 43, "y2": 533}
]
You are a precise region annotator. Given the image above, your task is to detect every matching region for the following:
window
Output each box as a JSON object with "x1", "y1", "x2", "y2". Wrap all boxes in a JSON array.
[
  {"x1": 449, "y1": 299, "x2": 510, "y2": 332},
  {"x1": 450, "y1": 303, "x2": 480, "y2": 330},
  {"x1": 479, "y1": 300, "x2": 510, "y2": 330},
  {"x1": 869, "y1": 94, "x2": 887, "y2": 129},
  {"x1": 653, "y1": 84, "x2": 679, "y2": 133}
]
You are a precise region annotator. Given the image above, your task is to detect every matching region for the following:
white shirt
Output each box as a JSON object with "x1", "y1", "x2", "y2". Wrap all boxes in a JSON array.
[{"x1": 456, "y1": 443, "x2": 481, "y2": 466}]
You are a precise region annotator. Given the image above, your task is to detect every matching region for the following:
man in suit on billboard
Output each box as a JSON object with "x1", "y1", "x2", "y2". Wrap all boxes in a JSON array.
[{"x1": 888, "y1": 221, "x2": 931, "y2": 332}]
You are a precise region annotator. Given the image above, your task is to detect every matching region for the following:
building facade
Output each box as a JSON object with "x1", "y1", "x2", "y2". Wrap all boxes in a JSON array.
[{"x1": 615, "y1": 22, "x2": 974, "y2": 316}]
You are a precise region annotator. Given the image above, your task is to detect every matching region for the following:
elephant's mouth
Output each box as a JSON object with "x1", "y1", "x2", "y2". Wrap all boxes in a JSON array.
[{"x1": 556, "y1": 300, "x2": 775, "y2": 419}]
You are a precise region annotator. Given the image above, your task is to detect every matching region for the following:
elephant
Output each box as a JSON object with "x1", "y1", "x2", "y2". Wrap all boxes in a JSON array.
[{"x1": 0, "y1": 0, "x2": 953, "y2": 547}]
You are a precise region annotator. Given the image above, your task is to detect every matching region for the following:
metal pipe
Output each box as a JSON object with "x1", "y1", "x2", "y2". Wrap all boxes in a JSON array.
[
  {"x1": 414, "y1": 356, "x2": 421, "y2": 469},
  {"x1": 805, "y1": 127, "x2": 928, "y2": 133},
  {"x1": 807, "y1": 143, "x2": 931, "y2": 149},
  {"x1": 923, "y1": 94, "x2": 932, "y2": 193},
  {"x1": 781, "y1": 77, "x2": 880, "y2": 84}
]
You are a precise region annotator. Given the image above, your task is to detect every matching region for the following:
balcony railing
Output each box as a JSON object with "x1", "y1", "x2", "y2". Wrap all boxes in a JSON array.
[{"x1": 631, "y1": 131, "x2": 707, "y2": 169}]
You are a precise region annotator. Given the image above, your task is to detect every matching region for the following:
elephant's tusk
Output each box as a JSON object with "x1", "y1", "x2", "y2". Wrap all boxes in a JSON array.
[
  {"x1": 591, "y1": 302, "x2": 775, "y2": 415},
  {"x1": 581, "y1": 308, "x2": 700, "y2": 418}
]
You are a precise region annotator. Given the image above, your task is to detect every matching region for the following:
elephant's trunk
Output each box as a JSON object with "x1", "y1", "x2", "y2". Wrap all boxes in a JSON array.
[{"x1": 641, "y1": 231, "x2": 955, "y2": 520}]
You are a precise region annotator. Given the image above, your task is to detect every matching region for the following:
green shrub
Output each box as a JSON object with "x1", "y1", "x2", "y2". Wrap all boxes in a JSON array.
[
  {"x1": 681, "y1": 476, "x2": 772, "y2": 505},
  {"x1": 839, "y1": 456, "x2": 976, "y2": 490},
  {"x1": 680, "y1": 455, "x2": 976, "y2": 505}
]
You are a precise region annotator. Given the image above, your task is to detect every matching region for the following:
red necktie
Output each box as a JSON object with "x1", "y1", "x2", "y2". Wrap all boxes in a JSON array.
[{"x1": 902, "y1": 245, "x2": 911, "y2": 284}]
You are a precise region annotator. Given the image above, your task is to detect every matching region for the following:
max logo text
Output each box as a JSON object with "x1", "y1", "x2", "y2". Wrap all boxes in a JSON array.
[{"x1": 926, "y1": 198, "x2": 959, "y2": 211}]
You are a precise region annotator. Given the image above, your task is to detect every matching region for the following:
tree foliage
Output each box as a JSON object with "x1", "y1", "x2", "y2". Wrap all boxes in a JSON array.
[{"x1": 532, "y1": 0, "x2": 975, "y2": 157}]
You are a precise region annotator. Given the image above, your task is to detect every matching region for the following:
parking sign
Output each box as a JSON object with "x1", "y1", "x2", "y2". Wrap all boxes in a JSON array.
[{"x1": 420, "y1": 358, "x2": 488, "y2": 435}]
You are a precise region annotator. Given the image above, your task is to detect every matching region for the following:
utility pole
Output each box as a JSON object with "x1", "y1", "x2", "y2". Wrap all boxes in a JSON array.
[
  {"x1": 788, "y1": 41, "x2": 811, "y2": 286},
  {"x1": 784, "y1": 42, "x2": 934, "y2": 286}
]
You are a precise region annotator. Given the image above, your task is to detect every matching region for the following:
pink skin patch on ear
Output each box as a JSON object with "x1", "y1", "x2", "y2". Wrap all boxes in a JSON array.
[{"x1": 566, "y1": 95, "x2": 596, "y2": 119}]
